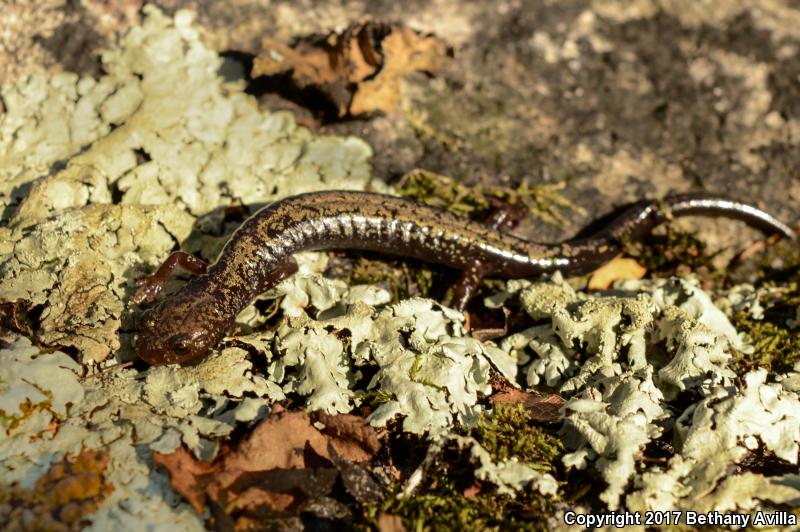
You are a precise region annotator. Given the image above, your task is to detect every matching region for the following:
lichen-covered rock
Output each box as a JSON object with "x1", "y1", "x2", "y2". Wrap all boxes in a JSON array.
[
  {"x1": 1, "y1": 205, "x2": 194, "y2": 362},
  {"x1": 496, "y1": 274, "x2": 800, "y2": 510},
  {"x1": 2, "y1": 2, "x2": 799, "y2": 528},
  {"x1": 0, "y1": 337, "x2": 83, "y2": 438},
  {"x1": 235, "y1": 275, "x2": 515, "y2": 435},
  {"x1": 0, "y1": 6, "x2": 372, "y2": 364},
  {"x1": 627, "y1": 369, "x2": 800, "y2": 513}
]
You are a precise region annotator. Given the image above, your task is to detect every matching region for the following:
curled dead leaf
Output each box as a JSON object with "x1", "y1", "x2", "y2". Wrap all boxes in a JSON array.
[
  {"x1": 153, "y1": 408, "x2": 386, "y2": 527},
  {"x1": 588, "y1": 257, "x2": 646, "y2": 290},
  {"x1": 152, "y1": 447, "x2": 216, "y2": 514},
  {"x1": 252, "y1": 21, "x2": 449, "y2": 117}
]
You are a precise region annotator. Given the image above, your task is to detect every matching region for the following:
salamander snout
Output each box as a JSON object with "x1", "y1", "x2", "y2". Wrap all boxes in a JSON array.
[{"x1": 136, "y1": 306, "x2": 216, "y2": 366}]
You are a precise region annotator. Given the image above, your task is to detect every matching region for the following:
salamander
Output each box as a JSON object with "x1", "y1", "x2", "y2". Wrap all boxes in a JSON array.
[{"x1": 133, "y1": 191, "x2": 795, "y2": 365}]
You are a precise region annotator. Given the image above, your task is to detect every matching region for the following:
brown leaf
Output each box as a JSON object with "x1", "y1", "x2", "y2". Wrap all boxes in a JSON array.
[
  {"x1": 349, "y1": 25, "x2": 448, "y2": 116},
  {"x1": 229, "y1": 468, "x2": 339, "y2": 500},
  {"x1": 312, "y1": 411, "x2": 381, "y2": 462},
  {"x1": 491, "y1": 390, "x2": 566, "y2": 423},
  {"x1": 489, "y1": 373, "x2": 520, "y2": 394},
  {"x1": 233, "y1": 486, "x2": 296, "y2": 514},
  {"x1": 152, "y1": 446, "x2": 217, "y2": 513},
  {"x1": 588, "y1": 257, "x2": 646, "y2": 290},
  {"x1": 153, "y1": 408, "x2": 387, "y2": 525},
  {"x1": 221, "y1": 410, "x2": 331, "y2": 478},
  {"x1": 378, "y1": 512, "x2": 408, "y2": 532},
  {"x1": 154, "y1": 410, "x2": 334, "y2": 516},
  {"x1": 327, "y1": 443, "x2": 386, "y2": 504},
  {"x1": 252, "y1": 21, "x2": 448, "y2": 117},
  {"x1": 462, "y1": 480, "x2": 482, "y2": 498}
]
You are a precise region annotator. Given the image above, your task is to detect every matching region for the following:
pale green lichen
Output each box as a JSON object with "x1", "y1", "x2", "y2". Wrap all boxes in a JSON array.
[
  {"x1": 628, "y1": 369, "x2": 800, "y2": 514},
  {"x1": 0, "y1": 5, "x2": 372, "y2": 364},
  {"x1": 506, "y1": 274, "x2": 742, "y2": 398},
  {"x1": 0, "y1": 205, "x2": 195, "y2": 362},
  {"x1": 0, "y1": 340, "x2": 204, "y2": 529},
  {"x1": 234, "y1": 275, "x2": 516, "y2": 434},
  {"x1": 0, "y1": 338, "x2": 83, "y2": 424},
  {"x1": 1, "y1": 7, "x2": 373, "y2": 227},
  {"x1": 495, "y1": 273, "x2": 800, "y2": 511}
]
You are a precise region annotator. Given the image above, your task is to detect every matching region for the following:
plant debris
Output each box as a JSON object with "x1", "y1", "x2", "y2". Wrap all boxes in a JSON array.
[
  {"x1": 152, "y1": 407, "x2": 383, "y2": 528},
  {"x1": 252, "y1": 21, "x2": 450, "y2": 118}
]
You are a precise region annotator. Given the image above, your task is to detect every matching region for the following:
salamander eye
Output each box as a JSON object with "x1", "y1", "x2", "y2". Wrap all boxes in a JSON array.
[{"x1": 169, "y1": 334, "x2": 194, "y2": 356}]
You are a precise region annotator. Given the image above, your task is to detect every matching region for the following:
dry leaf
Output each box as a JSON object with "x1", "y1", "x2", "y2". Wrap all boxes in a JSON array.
[
  {"x1": 252, "y1": 21, "x2": 448, "y2": 117},
  {"x1": 152, "y1": 446, "x2": 216, "y2": 513},
  {"x1": 349, "y1": 25, "x2": 448, "y2": 115},
  {"x1": 588, "y1": 257, "x2": 646, "y2": 290},
  {"x1": 153, "y1": 408, "x2": 385, "y2": 526},
  {"x1": 377, "y1": 512, "x2": 408, "y2": 532},
  {"x1": 222, "y1": 409, "x2": 331, "y2": 475},
  {"x1": 462, "y1": 480, "x2": 483, "y2": 498},
  {"x1": 327, "y1": 443, "x2": 386, "y2": 504},
  {"x1": 313, "y1": 411, "x2": 381, "y2": 462},
  {"x1": 490, "y1": 390, "x2": 565, "y2": 423}
]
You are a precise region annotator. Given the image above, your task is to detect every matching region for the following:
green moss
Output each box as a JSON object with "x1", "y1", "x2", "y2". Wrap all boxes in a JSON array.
[
  {"x1": 621, "y1": 226, "x2": 719, "y2": 279},
  {"x1": 373, "y1": 404, "x2": 562, "y2": 531},
  {"x1": 382, "y1": 467, "x2": 551, "y2": 532},
  {"x1": 397, "y1": 169, "x2": 581, "y2": 227},
  {"x1": 349, "y1": 253, "x2": 437, "y2": 302},
  {"x1": 731, "y1": 286, "x2": 800, "y2": 373},
  {"x1": 471, "y1": 403, "x2": 563, "y2": 467}
]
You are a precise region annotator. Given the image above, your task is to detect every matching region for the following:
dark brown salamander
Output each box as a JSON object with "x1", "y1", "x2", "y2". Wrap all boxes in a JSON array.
[{"x1": 133, "y1": 191, "x2": 795, "y2": 365}]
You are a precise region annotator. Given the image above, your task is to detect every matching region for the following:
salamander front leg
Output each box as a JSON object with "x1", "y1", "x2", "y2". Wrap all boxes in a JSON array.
[
  {"x1": 132, "y1": 251, "x2": 208, "y2": 304},
  {"x1": 450, "y1": 260, "x2": 493, "y2": 311},
  {"x1": 257, "y1": 256, "x2": 299, "y2": 293}
]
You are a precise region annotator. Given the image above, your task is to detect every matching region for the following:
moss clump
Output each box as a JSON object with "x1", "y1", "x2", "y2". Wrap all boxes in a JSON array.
[
  {"x1": 349, "y1": 253, "x2": 438, "y2": 302},
  {"x1": 621, "y1": 226, "x2": 719, "y2": 279},
  {"x1": 471, "y1": 403, "x2": 563, "y2": 467},
  {"x1": 731, "y1": 286, "x2": 800, "y2": 373},
  {"x1": 382, "y1": 465, "x2": 551, "y2": 532},
  {"x1": 397, "y1": 169, "x2": 581, "y2": 227},
  {"x1": 376, "y1": 404, "x2": 562, "y2": 531}
]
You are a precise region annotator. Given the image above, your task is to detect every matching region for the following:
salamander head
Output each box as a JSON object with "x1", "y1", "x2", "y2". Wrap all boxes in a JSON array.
[{"x1": 135, "y1": 294, "x2": 224, "y2": 365}]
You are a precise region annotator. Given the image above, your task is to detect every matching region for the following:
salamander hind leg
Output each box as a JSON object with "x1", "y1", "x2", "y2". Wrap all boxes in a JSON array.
[
  {"x1": 447, "y1": 199, "x2": 528, "y2": 310},
  {"x1": 257, "y1": 256, "x2": 299, "y2": 293},
  {"x1": 484, "y1": 197, "x2": 529, "y2": 231},
  {"x1": 132, "y1": 251, "x2": 209, "y2": 304}
]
